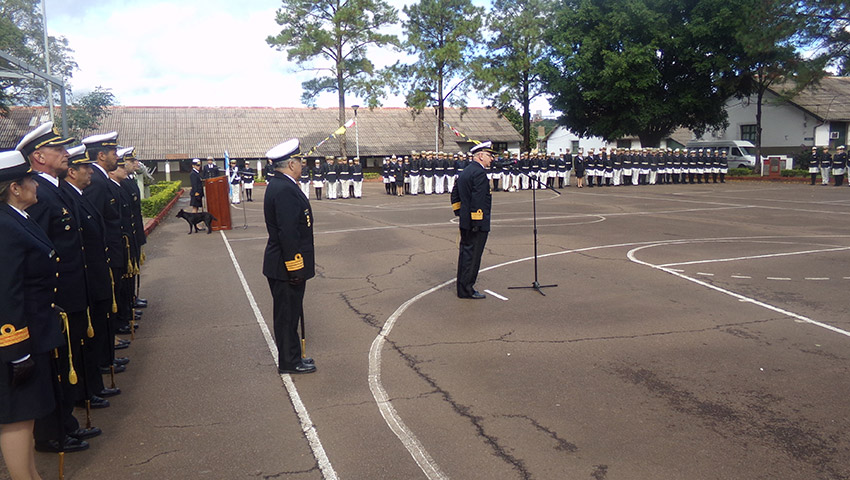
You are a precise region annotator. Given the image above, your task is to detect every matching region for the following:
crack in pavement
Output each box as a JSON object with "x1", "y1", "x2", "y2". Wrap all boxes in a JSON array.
[
  {"x1": 398, "y1": 319, "x2": 779, "y2": 349},
  {"x1": 591, "y1": 464, "x2": 609, "y2": 480},
  {"x1": 126, "y1": 450, "x2": 178, "y2": 467},
  {"x1": 387, "y1": 338, "x2": 532, "y2": 480},
  {"x1": 612, "y1": 364, "x2": 848, "y2": 479},
  {"x1": 499, "y1": 414, "x2": 579, "y2": 453},
  {"x1": 340, "y1": 291, "x2": 381, "y2": 329},
  {"x1": 251, "y1": 464, "x2": 320, "y2": 479}
]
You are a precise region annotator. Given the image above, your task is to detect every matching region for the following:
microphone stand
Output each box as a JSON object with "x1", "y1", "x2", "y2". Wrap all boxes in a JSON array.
[{"x1": 508, "y1": 173, "x2": 560, "y2": 296}]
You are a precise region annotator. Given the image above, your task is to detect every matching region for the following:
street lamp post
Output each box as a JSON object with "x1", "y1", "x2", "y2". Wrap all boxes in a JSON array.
[{"x1": 352, "y1": 105, "x2": 360, "y2": 161}]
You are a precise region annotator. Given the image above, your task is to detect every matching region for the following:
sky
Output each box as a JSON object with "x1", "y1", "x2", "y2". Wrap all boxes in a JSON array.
[{"x1": 46, "y1": 0, "x2": 553, "y2": 115}]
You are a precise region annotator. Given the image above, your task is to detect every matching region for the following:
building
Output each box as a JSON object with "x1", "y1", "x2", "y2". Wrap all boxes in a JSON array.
[
  {"x1": 0, "y1": 106, "x2": 522, "y2": 170},
  {"x1": 544, "y1": 126, "x2": 690, "y2": 154},
  {"x1": 694, "y1": 76, "x2": 850, "y2": 156}
]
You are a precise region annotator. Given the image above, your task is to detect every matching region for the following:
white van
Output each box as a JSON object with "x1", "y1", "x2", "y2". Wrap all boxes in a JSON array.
[{"x1": 685, "y1": 140, "x2": 757, "y2": 169}]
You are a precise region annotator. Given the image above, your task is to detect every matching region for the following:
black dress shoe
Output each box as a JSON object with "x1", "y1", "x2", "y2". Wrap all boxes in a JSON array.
[
  {"x1": 69, "y1": 427, "x2": 102, "y2": 440},
  {"x1": 113, "y1": 357, "x2": 130, "y2": 366},
  {"x1": 116, "y1": 325, "x2": 138, "y2": 335},
  {"x1": 134, "y1": 299, "x2": 148, "y2": 308},
  {"x1": 278, "y1": 362, "x2": 316, "y2": 374},
  {"x1": 116, "y1": 338, "x2": 131, "y2": 346},
  {"x1": 134, "y1": 313, "x2": 142, "y2": 320},
  {"x1": 87, "y1": 395, "x2": 110, "y2": 409},
  {"x1": 98, "y1": 387, "x2": 121, "y2": 397},
  {"x1": 35, "y1": 436, "x2": 89, "y2": 453},
  {"x1": 114, "y1": 342, "x2": 129, "y2": 350},
  {"x1": 301, "y1": 357, "x2": 315, "y2": 365}
]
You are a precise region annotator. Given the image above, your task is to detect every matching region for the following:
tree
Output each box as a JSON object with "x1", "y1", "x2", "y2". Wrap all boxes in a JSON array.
[
  {"x1": 720, "y1": 0, "x2": 827, "y2": 169},
  {"x1": 0, "y1": 0, "x2": 77, "y2": 113},
  {"x1": 267, "y1": 0, "x2": 399, "y2": 155},
  {"x1": 475, "y1": 0, "x2": 551, "y2": 152},
  {"x1": 794, "y1": 1, "x2": 850, "y2": 74},
  {"x1": 61, "y1": 87, "x2": 116, "y2": 139},
  {"x1": 399, "y1": 0, "x2": 482, "y2": 150},
  {"x1": 541, "y1": 0, "x2": 743, "y2": 147}
]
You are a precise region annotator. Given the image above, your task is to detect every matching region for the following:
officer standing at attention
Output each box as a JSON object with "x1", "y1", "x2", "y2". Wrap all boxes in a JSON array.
[
  {"x1": 456, "y1": 141, "x2": 494, "y2": 300},
  {"x1": 16, "y1": 123, "x2": 101, "y2": 452},
  {"x1": 0, "y1": 150, "x2": 64, "y2": 479},
  {"x1": 189, "y1": 158, "x2": 203, "y2": 213},
  {"x1": 202, "y1": 157, "x2": 220, "y2": 179},
  {"x1": 263, "y1": 139, "x2": 317, "y2": 374}
]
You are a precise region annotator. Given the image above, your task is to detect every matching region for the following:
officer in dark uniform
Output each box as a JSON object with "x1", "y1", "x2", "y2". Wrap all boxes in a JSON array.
[
  {"x1": 262, "y1": 139, "x2": 317, "y2": 374},
  {"x1": 189, "y1": 158, "x2": 203, "y2": 213},
  {"x1": 832, "y1": 145, "x2": 847, "y2": 186},
  {"x1": 62, "y1": 145, "x2": 121, "y2": 400},
  {"x1": 456, "y1": 141, "x2": 494, "y2": 299},
  {"x1": 110, "y1": 152, "x2": 140, "y2": 341},
  {"x1": 0, "y1": 150, "x2": 66, "y2": 476},
  {"x1": 311, "y1": 159, "x2": 324, "y2": 200},
  {"x1": 202, "y1": 157, "x2": 220, "y2": 179},
  {"x1": 241, "y1": 162, "x2": 256, "y2": 201},
  {"x1": 82, "y1": 132, "x2": 127, "y2": 379},
  {"x1": 119, "y1": 147, "x2": 147, "y2": 318},
  {"x1": 16, "y1": 123, "x2": 101, "y2": 451}
]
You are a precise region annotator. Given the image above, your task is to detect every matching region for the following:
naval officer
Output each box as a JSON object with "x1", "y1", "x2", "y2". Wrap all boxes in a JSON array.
[{"x1": 456, "y1": 141, "x2": 494, "y2": 299}]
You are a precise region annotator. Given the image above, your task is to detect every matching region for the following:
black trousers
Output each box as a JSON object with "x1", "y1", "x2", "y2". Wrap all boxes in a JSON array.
[
  {"x1": 267, "y1": 278, "x2": 306, "y2": 370},
  {"x1": 34, "y1": 351, "x2": 80, "y2": 443},
  {"x1": 92, "y1": 299, "x2": 114, "y2": 370},
  {"x1": 457, "y1": 228, "x2": 488, "y2": 297}
]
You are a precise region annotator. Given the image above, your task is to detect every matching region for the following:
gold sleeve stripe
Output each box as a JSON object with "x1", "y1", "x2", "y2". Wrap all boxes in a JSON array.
[
  {"x1": 452, "y1": 202, "x2": 461, "y2": 211},
  {"x1": 285, "y1": 253, "x2": 304, "y2": 271},
  {"x1": 471, "y1": 209, "x2": 484, "y2": 220},
  {"x1": 0, "y1": 324, "x2": 30, "y2": 347}
]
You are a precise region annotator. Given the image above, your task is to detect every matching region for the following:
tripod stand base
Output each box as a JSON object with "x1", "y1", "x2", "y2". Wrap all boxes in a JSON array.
[{"x1": 508, "y1": 281, "x2": 558, "y2": 296}]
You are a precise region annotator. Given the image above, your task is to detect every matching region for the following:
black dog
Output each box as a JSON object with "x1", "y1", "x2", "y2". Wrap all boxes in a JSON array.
[{"x1": 176, "y1": 209, "x2": 217, "y2": 234}]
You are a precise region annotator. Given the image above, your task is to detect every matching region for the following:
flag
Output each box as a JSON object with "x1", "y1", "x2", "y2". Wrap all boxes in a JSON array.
[
  {"x1": 224, "y1": 150, "x2": 231, "y2": 198},
  {"x1": 451, "y1": 126, "x2": 461, "y2": 137},
  {"x1": 333, "y1": 125, "x2": 347, "y2": 136},
  {"x1": 344, "y1": 118, "x2": 355, "y2": 128}
]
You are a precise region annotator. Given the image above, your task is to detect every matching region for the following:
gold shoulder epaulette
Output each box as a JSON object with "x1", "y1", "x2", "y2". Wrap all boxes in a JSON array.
[{"x1": 285, "y1": 253, "x2": 304, "y2": 271}]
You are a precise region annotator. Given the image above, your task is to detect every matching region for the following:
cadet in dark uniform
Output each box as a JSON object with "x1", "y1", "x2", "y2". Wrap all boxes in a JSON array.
[
  {"x1": 456, "y1": 141, "x2": 494, "y2": 299},
  {"x1": 808, "y1": 146, "x2": 819, "y2": 185},
  {"x1": 202, "y1": 157, "x2": 220, "y2": 179},
  {"x1": 16, "y1": 123, "x2": 100, "y2": 452},
  {"x1": 62, "y1": 145, "x2": 120, "y2": 400},
  {"x1": 832, "y1": 145, "x2": 846, "y2": 186},
  {"x1": 0, "y1": 150, "x2": 63, "y2": 478},
  {"x1": 189, "y1": 158, "x2": 203, "y2": 212},
  {"x1": 263, "y1": 139, "x2": 317, "y2": 374},
  {"x1": 311, "y1": 159, "x2": 324, "y2": 200}
]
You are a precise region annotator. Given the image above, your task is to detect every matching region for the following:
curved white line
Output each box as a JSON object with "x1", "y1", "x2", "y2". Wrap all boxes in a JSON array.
[
  {"x1": 220, "y1": 231, "x2": 338, "y2": 480},
  {"x1": 626, "y1": 241, "x2": 850, "y2": 338},
  {"x1": 371, "y1": 234, "x2": 850, "y2": 479}
]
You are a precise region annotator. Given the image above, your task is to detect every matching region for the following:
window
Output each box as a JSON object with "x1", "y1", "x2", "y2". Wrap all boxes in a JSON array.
[
  {"x1": 740, "y1": 125, "x2": 757, "y2": 142},
  {"x1": 493, "y1": 142, "x2": 508, "y2": 153},
  {"x1": 571, "y1": 140, "x2": 580, "y2": 152}
]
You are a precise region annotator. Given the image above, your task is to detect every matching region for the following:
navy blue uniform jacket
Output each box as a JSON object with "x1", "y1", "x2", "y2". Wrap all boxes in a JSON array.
[
  {"x1": 457, "y1": 161, "x2": 491, "y2": 231},
  {"x1": 262, "y1": 174, "x2": 315, "y2": 281}
]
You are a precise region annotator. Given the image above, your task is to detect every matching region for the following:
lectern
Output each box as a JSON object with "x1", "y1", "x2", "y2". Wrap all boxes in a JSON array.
[{"x1": 204, "y1": 176, "x2": 232, "y2": 231}]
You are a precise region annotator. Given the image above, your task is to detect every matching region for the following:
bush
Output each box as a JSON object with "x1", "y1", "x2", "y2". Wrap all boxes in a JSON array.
[
  {"x1": 364, "y1": 172, "x2": 381, "y2": 180},
  {"x1": 141, "y1": 181, "x2": 182, "y2": 217},
  {"x1": 781, "y1": 169, "x2": 808, "y2": 177},
  {"x1": 728, "y1": 168, "x2": 756, "y2": 176}
]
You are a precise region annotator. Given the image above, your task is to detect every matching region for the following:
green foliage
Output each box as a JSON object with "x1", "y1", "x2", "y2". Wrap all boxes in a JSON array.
[
  {"x1": 475, "y1": 0, "x2": 552, "y2": 151},
  {"x1": 61, "y1": 87, "x2": 116, "y2": 138},
  {"x1": 780, "y1": 169, "x2": 808, "y2": 177},
  {"x1": 396, "y1": 0, "x2": 482, "y2": 149},
  {"x1": 141, "y1": 181, "x2": 182, "y2": 217},
  {"x1": 0, "y1": 0, "x2": 78, "y2": 110},
  {"x1": 728, "y1": 168, "x2": 756, "y2": 176},
  {"x1": 541, "y1": 0, "x2": 749, "y2": 147},
  {"x1": 364, "y1": 171, "x2": 381, "y2": 180},
  {"x1": 266, "y1": 0, "x2": 399, "y2": 109},
  {"x1": 499, "y1": 105, "x2": 537, "y2": 147}
]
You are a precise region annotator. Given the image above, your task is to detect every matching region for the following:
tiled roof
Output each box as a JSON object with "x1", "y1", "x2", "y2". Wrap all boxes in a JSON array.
[
  {"x1": 770, "y1": 76, "x2": 850, "y2": 121},
  {"x1": 0, "y1": 106, "x2": 522, "y2": 159}
]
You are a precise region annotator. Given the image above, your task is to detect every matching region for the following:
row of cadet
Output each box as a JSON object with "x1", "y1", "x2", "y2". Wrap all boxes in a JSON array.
[
  {"x1": 377, "y1": 147, "x2": 734, "y2": 195},
  {"x1": 806, "y1": 145, "x2": 850, "y2": 186},
  {"x1": 0, "y1": 122, "x2": 148, "y2": 478},
  {"x1": 279, "y1": 156, "x2": 366, "y2": 201}
]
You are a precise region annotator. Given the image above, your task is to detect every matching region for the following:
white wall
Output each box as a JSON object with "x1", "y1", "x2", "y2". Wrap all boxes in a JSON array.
[{"x1": 545, "y1": 126, "x2": 613, "y2": 153}]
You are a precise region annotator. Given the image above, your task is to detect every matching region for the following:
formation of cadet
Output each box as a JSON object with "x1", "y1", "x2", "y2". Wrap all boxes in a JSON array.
[
  {"x1": 301, "y1": 156, "x2": 363, "y2": 201},
  {"x1": 807, "y1": 145, "x2": 848, "y2": 186},
  {"x1": 2, "y1": 122, "x2": 148, "y2": 461},
  {"x1": 377, "y1": 147, "x2": 732, "y2": 196}
]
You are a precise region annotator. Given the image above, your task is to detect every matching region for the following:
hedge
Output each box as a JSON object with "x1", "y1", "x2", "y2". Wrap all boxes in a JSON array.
[
  {"x1": 141, "y1": 181, "x2": 182, "y2": 217},
  {"x1": 728, "y1": 168, "x2": 756, "y2": 176},
  {"x1": 364, "y1": 172, "x2": 381, "y2": 180},
  {"x1": 780, "y1": 169, "x2": 809, "y2": 177}
]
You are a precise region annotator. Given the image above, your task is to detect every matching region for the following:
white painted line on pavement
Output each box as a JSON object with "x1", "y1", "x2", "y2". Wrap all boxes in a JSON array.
[
  {"x1": 484, "y1": 290, "x2": 509, "y2": 301},
  {"x1": 628, "y1": 242, "x2": 850, "y2": 339},
  {"x1": 220, "y1": 230, "x2": 338, "y2": 480},
  {"x1": 731, "y1": 275, "x2": 752, "y2": 279},
  {"x1": 805, "y1": 277, "x2": 830, "y2": 281},
  {"x1": 766, "y1": 277, "x2": 792, "y2": 281},
  {"x1": 696, "y1": 272, "x2": 714, "y2": 276},
  {"x1": 659, "y1": 245, "x2": 850, "y2": 268}
]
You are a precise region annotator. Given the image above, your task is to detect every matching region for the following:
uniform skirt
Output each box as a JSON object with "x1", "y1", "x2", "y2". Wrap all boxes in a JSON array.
[
  {"x1": 808, "y1": 166, "x2": 819, "y2": 173},
  {"x1": 0, "y1": 352, "x2": 55, "y2": 424}
]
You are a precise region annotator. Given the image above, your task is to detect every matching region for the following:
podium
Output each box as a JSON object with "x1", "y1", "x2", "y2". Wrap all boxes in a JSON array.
[{"x1": 204, "y1": 176, "x2": 232, "y2": 231}]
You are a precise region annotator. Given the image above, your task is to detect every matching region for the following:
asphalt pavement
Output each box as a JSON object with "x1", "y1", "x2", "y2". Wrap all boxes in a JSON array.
[{"x1": 8, "y1": 179, "x2": 850, "y2": 480}]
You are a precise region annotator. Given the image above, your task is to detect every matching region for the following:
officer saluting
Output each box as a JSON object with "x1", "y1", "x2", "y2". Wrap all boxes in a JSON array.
[
  {"x1": 456, "y1": 141, "x2": 495, "y2": 299},
  {"x1": 263, "y1": 139, "x2": 317, "y2": 374}
]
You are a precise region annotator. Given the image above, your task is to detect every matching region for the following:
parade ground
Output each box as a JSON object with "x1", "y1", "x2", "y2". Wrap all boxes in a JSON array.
[{"x1": 14, "y1": 180, "x2": 850, "y2": 479}]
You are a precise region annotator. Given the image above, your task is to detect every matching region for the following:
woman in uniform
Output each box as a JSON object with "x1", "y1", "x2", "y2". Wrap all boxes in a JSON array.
[{"x1": 0, "y1": 150, "x2": 61, "y2": 479}]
